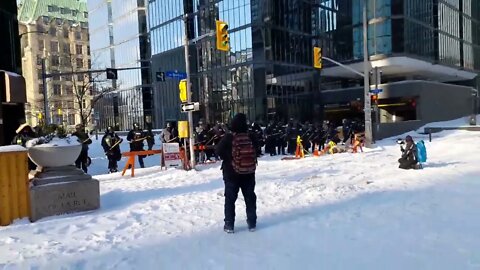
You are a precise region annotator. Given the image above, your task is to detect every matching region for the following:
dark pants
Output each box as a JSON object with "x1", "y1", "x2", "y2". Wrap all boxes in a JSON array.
[
  {"x1": 75, "y1": 150, "x2": 88, "y2": 173},
  {"x1": 398, "y1": 158, "x2": 417, "y2": 170},
  {"x1": 287, "y1": 138, "x2": 296, "y2": 154},
  {"x1": 224, "y1": 175, "x2": 257, "y2": 226},
  {"x1": 130, "y1": 147, "x2": 145, "y2": 168},
  {"x1": 276, "y1": 139, "x2": 286, "y2": 155}
]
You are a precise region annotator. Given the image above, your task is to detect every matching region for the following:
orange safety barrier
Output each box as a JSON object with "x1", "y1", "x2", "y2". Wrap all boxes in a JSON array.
[{"x1": 121, "y1": 149, "x2": 162, "y2": 177}]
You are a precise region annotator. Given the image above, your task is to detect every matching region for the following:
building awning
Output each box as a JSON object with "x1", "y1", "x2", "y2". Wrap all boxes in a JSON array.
[
  {"x1": 1, "y1": 70, "x2": 26, "y2": 103},
  {"x1": 321, "y1": 56, "x2": 478, "y2": 82}
]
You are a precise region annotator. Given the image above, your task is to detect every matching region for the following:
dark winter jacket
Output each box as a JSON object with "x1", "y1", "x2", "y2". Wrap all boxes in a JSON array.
[
  {"x1": 215, "y1": 113, "x2": 257, "y2": 181},
  {"x1": 127, "y1": 129, "x2": 145, "y2": 151},
  {"x1": 102, "y1": 132, "x2": 122, "y2": 161},
  {"x1": 401, "y1": 142, "x2": 418, "y2": 162},
  {"x1": 73, "y1": 131, "x2": 92, "y2": 153}
]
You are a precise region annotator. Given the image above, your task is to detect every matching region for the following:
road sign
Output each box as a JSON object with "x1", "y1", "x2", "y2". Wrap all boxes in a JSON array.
[
  {"x1": 166, "y1": 71, "x2": 187, "y2": 79},
  {"x1": 180, "y1": 102, "x2": 200, "y2": 112},
  {"x1": 369, "y1": 88, "x2": 383, "y2": 94},
  {"x1": 156, "y1": 72, "x2": 165, "y2": 82}
]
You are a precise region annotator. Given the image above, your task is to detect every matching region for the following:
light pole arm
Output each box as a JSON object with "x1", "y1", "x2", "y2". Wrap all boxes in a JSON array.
[
  {"x1": 321, "y1": 56, "x2": 366, "y2": 78},
  {"x1": 19, "y1": 30, "x2": 47, "y2": 38}
]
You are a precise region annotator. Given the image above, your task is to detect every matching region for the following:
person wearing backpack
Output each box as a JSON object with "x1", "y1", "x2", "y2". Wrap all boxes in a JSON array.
[
  {"x1": 398, "y1": 135, "x2": 419, "y2": 169},
  {"x1": 215, "y1": 113, "x2": 258, "y2": 233}
]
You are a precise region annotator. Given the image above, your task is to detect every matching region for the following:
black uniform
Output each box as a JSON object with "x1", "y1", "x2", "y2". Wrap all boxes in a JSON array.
[
  {"x1": 249, "y1": 122, "x2": 264, "y2": 157},
  {"x1": 127, "y1": 124, "x2": 146, "y2": 168},
  {"x1": 264, "y1": 122, "x2": 278, "y2": 156},
  {"x1": 286, "y1": 121, "x2": 299, "y2": 155},
  {"x1": 145, "y1": 125, "x2": 155, "y2": 151},
  {"x1": 102, "y1": 129, "x2": 122, "y2": 173}
]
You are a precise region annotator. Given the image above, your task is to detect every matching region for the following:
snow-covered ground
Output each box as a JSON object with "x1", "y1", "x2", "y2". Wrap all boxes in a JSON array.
[{"x1": 1, "y1": 122, "x2": 480, "y2": 269}]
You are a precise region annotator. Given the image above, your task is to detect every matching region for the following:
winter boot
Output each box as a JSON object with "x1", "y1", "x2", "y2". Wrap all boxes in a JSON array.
[
  {"x1": 224, "y1": 222, "x2": 234, "y2": 234},
  {"x1": 247, "y1": 220, "x2": 256, "y2": 232}
]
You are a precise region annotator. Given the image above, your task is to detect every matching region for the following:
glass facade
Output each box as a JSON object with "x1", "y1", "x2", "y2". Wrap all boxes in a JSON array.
[
  {"x1": 149, "y1": 0, "x2": 320, "y2": 127},
  {"x1": 316, "y1": 0, "x2": 480, "y2": 71},
  {"x1": 88, "y1": 0, "x2": 151, "y2": 130}
]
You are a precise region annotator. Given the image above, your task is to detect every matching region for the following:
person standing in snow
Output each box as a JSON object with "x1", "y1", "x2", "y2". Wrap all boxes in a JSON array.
[
  {"x1": 215, "y1": 113, "x2": 258, "y2": 233},
  {"x1": 73, "y1": 124, "x2": 92, "y2": 173},
  {"x1": 101, "y1": 126, "x2": 122, "y2": 173},
  {"x1": 127, "y1": 123, "x2": 146, "y2": 168}
]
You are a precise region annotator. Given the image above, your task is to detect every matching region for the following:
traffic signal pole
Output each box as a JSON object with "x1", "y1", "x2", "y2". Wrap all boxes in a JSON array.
[
  {"x1": 363, "y1": 0, "x2": 373, "y2": 146},
  {"x1": 41, "y1": 58, "x2": 50, "y2": 125},
  {"x1": 183, "y1": 14, "x2": 196, "y2": 169}
]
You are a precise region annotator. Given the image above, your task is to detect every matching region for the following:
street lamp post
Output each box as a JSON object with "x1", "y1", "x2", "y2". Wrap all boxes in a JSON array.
[
  {"x1": 363, "y1": 0, "x2": 373, "y2": 146},
  {"x1": 183, "y1": 14, "x2": 196, "y2": 169},
  {"x1": 41, "y1": 58, "x2": 50, "y2": 125}
]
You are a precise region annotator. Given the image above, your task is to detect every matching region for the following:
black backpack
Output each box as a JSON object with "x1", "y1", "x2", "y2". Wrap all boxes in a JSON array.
[{"x1": 231, "y1": 133, "x2": 257, "y2": 174}]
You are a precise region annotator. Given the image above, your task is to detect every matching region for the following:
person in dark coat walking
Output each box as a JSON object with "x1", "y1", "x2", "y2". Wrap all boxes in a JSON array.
[
  {"x1": 215, "y1": 113, "x2": 257, "y2": 233},
  {"x1": 72, "y1": 124, "x2": 92, "y2": 173},
  {"x1": 101, "y1": 126, "x2": 122, "y2": 173}
]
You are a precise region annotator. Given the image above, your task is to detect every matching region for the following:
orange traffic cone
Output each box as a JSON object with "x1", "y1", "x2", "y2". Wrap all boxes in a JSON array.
[{"x1": 313, "y1": 144, "x2": 319, "y2": 156}]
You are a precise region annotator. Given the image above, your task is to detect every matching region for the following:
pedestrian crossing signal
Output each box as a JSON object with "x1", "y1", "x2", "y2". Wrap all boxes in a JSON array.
[
  {"x1": 216, "y1": 20, "x2": 230, "y2": 51},
  {"x1": 106, "y1": 68, "x2": 118, "y2": 80},
  {"x1": 313, "y1": 47, "x2": 322, "y2": 69}
]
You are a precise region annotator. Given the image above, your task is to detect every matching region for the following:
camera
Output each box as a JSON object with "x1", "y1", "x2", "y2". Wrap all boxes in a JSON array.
[{"x1": 396, "y1": 138, "x2": 405, "y2": 145}]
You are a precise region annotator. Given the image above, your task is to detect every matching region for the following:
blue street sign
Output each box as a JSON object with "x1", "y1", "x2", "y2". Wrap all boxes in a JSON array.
[
  {"x1": 165, "y1": 71, "x2": 187, "y2": 79},
  {"x1": 369, "y1": 88, "x2": 383, "y2": 94}
]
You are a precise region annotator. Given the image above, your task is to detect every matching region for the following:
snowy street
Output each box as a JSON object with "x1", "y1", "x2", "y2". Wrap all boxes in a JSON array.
[{"x1": 1, "y1": 125, "x2": 480, "y2": 269}]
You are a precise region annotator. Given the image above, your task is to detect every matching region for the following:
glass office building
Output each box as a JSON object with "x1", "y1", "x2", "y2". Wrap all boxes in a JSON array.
[
  {"x1": 148, "y1": 0, "x2": 479, "y2": 129},
  {"x1": 88, "y1": 0, "x2": 151, "y2": 130},
  {"x1": 317, "y1": 0, "x2": 480, "y2": 69},
  {"x1": 316, "y1": 0, "x2": 479, "y2": 138},
  {"x1": 148, "y1": 0, "x2": 321, "y2": 127}
]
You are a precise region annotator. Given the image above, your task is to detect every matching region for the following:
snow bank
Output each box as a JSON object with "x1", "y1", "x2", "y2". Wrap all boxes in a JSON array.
[{"x1": 0, "y1": 145, "x2": 26, "y2": 153}]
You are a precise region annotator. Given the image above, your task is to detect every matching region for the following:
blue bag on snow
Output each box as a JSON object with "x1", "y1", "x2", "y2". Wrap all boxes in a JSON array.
[{"x1": 416, "y1": 140, "x2": 427, "y2": 163}]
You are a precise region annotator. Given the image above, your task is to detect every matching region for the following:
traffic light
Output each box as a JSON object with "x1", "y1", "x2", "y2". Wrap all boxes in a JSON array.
[
  {"x1": 371, "y1": 94, "x2": 378, "y2": 103},
  {"x1": 313, "y1": 47, "x2": 322, "y2": 69},
  {"x1": 106, "y1": 68, "x2": 118, "y2": 80},
  {"x1": 216, "y1": 20, "x2": 230, "y2": 51},
  {"x1": 179, "y1": 79, "x2": 187, "y2": 103}
]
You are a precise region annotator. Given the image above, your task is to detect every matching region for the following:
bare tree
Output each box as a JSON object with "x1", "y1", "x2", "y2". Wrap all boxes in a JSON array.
[{"x1": 63, "y1": 53, "x2": 117, "y2": 128}]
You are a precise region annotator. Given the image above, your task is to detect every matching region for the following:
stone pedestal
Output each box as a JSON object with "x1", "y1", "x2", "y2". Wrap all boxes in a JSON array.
[{"x1": 30, "y1": 166, "x2": 100, "y2": 222}]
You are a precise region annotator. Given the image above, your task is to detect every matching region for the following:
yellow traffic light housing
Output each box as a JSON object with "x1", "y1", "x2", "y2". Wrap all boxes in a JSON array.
[
  {"x1": 179, "y1": 79, "x2": 187, "y2": 103},
  {"x1": 216, "y1": 20, "x2": 230, "y2": 51},
  {"x1": 313, "y1": 47, "x2": 322, "y2": 69}
]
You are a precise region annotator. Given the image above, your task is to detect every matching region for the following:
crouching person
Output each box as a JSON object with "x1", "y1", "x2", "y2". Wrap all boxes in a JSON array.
[
  {"x1": 215, "y1": 113, "x2": 257, "y2": 233},
  {"x1": 398, "y1": 135, "x2": 418, "y2": 170}
]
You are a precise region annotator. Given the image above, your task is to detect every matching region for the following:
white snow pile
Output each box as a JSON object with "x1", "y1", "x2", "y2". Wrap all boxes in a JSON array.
[
  {"x1": 26, "y1": 135, "x2": 80, "y2": 148},
  {"x1": 1, "y1": 120, "x2": 480, "y2": 269},
  {"x1": 0, "y1": 145, "x2": 26, "y2": 153}
]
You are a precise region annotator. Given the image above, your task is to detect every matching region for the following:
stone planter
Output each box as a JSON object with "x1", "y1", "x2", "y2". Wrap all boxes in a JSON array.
[{"x1": 28, "y1": 144, "x2": 82, "y2": 168}]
